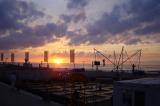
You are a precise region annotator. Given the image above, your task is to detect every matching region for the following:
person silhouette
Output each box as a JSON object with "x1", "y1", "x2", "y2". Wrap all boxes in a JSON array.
[{"x1": 132, "y1": 64, "x2": 136, "y2": 73}]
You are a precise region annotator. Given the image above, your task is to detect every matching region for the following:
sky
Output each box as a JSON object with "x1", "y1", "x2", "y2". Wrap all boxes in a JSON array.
[{"x1": 0, "y1": 0, "x2": 159, "y2": 66}]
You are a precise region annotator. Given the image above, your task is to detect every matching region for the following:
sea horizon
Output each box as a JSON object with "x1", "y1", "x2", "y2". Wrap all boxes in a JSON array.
[{"x1": 5, "y1": 62, "x2": 159, "y2": 72}]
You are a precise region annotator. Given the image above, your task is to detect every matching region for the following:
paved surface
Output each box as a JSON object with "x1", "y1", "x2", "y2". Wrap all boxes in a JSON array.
[
  {"x1": 22, "y1": 81, "x2": 113, "y2": 104},
  {"x1": 0, "y1": 82, "x2": 63, "y2": 106}
]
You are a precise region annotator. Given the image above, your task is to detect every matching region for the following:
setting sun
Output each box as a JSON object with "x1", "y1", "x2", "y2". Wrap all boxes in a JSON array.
[{"x1": 53, "y1": 58, "x2": 63, "y2": 64}]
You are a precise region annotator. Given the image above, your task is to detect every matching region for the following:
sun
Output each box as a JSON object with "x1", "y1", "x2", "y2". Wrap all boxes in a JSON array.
[{"x1": 53, "y1": 58, "x2": 63, "y2": 64}]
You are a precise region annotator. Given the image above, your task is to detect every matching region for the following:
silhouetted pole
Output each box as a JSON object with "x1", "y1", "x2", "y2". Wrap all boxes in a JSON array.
[
  {"x1": 121, "y1": 47, "x2": 124, "y2": 71},
  {"x1": 70, "y1": 49, "x2": 75, "y2": 69},
  {"x1": 138, "y1": 50, "x2": 142, "y2": 70},
  {"x1": 11, "y1": 53, "x2": 15, "y2": 63},
  {"x1": 44, "y1": 51, "x2": 49, "y2": 68},
  {"x1": 25, "y1": 52, "x2": 29, "y2": 63},
  {"x1": 82, "y1": 61, "x2": 85, "y2": 68},
  {"x1": 0, "y1": 53, "x2": 4, "y2": 62},
  {"x1": 114, "y1": 51, "x2": 116, "y2": 71}
]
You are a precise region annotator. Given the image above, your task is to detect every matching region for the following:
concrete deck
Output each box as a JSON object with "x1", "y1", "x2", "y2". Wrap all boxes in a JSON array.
[{"x1": 0, "y1": 82, "x2": 63, "y2": 106}]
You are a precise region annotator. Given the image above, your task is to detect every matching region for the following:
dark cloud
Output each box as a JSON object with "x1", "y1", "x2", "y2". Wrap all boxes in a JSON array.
[
  {"x1": 69, "y1": 0, "x2": 160, "y2": 45},
  {"x1": 0, "y1": 0, "x2": 67, "y2": 50},
  {"x1": 1, "y1": 0, "x2": 159, "y2": 50},
  {"x1": 67, "y1": 0, "x2": 88, "y2": 9},
  {"x1": 108, "y1": 35, "x2": 142, "y2": 45},
  {"x1": 134, "y1": 22, "x2": 160, "y2": 35},
  {"x1": 0, "y1": 0, "x2": 44, "y2": 34},
  {"x1": 125, "y1": 38, "x2": 142, "y2": 45},
  {"x1": 60, "y1": 10, "x2": 86, "y2": 23},
  {"x1": 60, "y1": 0, "x2": 88, "y2": 24},
  {"x1": 0, "y1": 22, "x2": 67, "y2": 50}
]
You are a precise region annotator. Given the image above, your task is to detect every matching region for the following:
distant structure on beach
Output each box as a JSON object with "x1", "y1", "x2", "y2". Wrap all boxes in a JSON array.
[{"x1": 93, "y1": 46, "x2": 142, "y2": 72}]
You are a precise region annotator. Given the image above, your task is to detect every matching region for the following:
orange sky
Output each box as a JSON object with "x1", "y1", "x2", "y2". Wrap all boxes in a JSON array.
[{"x1": 1, "y1": 41, "x2": 159, "y2": 66}]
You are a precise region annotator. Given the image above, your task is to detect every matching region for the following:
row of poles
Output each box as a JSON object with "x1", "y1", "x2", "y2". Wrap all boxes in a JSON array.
[
  {"x1": 0, "y1": 53, "x2": 15, "y2": 62},
  {"x1": 0, "y1": 51, "x2": 48, "y2": 63},
  {"x1": 0, "y1": 49, "x2": 75, "y2": 65}
]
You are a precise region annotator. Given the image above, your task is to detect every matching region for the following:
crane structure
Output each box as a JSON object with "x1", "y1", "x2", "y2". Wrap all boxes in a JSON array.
[{"x1": 93, "y1": 47, "x2": 142, "y2": 72}]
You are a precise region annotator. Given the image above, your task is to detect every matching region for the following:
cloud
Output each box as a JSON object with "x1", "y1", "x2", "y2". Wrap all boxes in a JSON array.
[
  {"x1": 0, "y1": 0, "x2": 159, "y2": 50},
  {"x1": 134, "y1": 22, "x2": 160, "y2": 35},
  {"x1": 60, "y1": 10, "x2": 86, "y2": 23},
  {"x1": 60, "y1": 0, "x2": 88, "y2": 24},
  {"x1": 68, "y1": 0, "x2": 160, "y2": 45},
  {"x1": 67, "y1": 0, "x2": 88, "y2": 9},
  {"x1": 0, "y1": 22, "x2": 68, "y2": 50},
  {"x1": 0, "y1": 0, "x2": 67, "y2": 50},
  {"x1": 0, "y1": 0, "x2": 44, "y2": 34}
]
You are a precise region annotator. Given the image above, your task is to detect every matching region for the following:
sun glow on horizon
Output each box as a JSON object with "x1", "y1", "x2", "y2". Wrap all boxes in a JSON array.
[{"x1": 53, "y1": 58, "x2": 63, "y2": 64}]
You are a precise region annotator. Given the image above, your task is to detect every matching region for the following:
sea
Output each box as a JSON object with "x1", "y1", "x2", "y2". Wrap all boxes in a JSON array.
[{"x1": 31, "y1": 63, "x2": 159, "y2": 72}]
